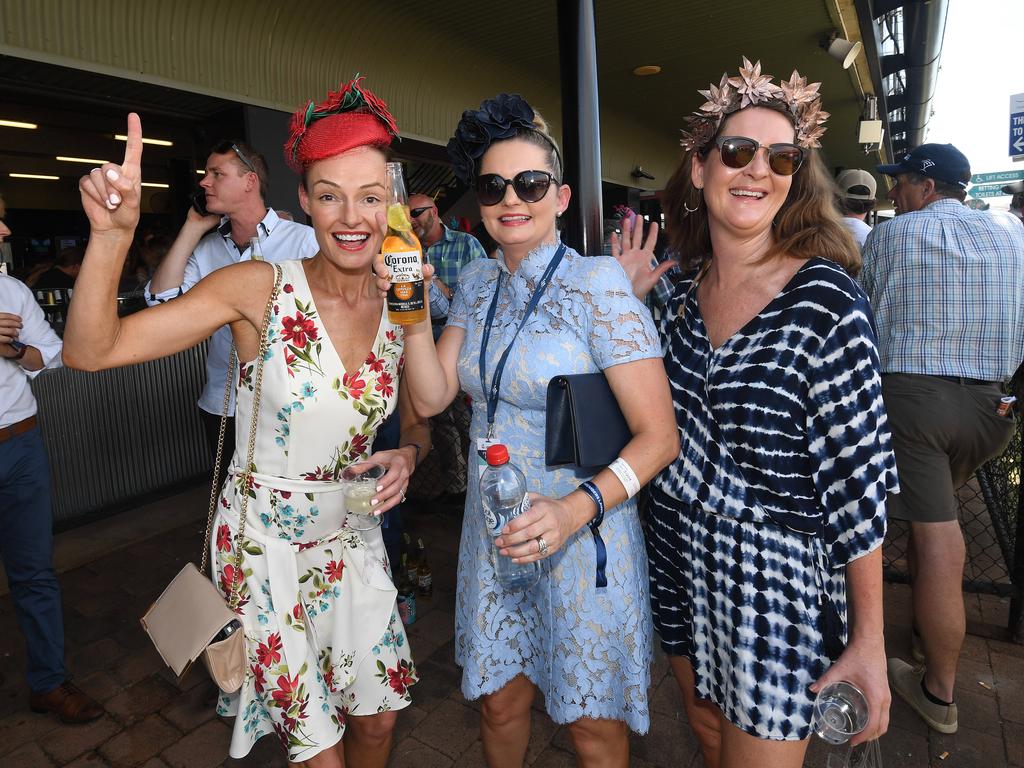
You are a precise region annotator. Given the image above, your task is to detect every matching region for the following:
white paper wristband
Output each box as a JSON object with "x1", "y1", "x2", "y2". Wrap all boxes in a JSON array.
[{"x1": 608, "y1": 457, "x2": 641, "y2": 499}]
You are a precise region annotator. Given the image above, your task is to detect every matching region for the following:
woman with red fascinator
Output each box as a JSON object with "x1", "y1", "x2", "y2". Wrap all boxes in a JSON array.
[{"x1": 64, "y1": 78, "x2": 425, "y2": 767}]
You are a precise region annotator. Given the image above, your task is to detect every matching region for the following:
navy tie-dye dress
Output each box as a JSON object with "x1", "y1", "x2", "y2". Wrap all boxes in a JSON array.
[{"x1": 647, "y1": 257, "x2": 897, "y2": 741}]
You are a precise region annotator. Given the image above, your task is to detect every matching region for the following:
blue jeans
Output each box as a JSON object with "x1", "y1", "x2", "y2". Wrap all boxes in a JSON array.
[{"x1": 0, "y1": 425, "x2": 65, "y2": 693}]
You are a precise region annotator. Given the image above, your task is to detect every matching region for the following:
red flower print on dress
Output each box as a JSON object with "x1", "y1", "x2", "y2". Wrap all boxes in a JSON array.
[
  {"x1": 283, "y1": 283, "x2": 294, "y2": 293},
  {"x1": 342, "y1": 371, "x2": 366, "y2": 400},
  {"x1": 282, "y1": 312, "x2": 319, "y2": 347},
  {"x1": 347, "y1": 433, "x2": 369, "y2": 462},
  {"x1": 374, "y1": 371, "x2": 394, "y2": 398},
  {"x1": 385, "y1": 329, "x2": 396, "y2": 342},
  {"x1": 387, "y1": 659, "x2": 415, "y2": 696},
  {"x1": 292, "y1": 603, "x2": 304, "y2": 621},
  {"x1": 251, "y1": 663, "x2": 266, "y2": 693},
  {"x1": 257, "y1": 632, "x2": 283, "y2": 667},
  {"x1": 216, "y1": 524, "x2": 232, "y2": 552},
  {"x1": 219, "y1": 564, "x2": 242, "y2": 596},
  {"x1": 283, "y1": 347, "x2": 297, "y2": 376},
  {"x1": 365, "y1": 352, "x2": 386, "y2": 373},
  {"x1": 272, "y1": 672, "x2": 302, "y2": 709},
  {"x1": 326, "y1": 560, "x2": 344, "y2": 582}
]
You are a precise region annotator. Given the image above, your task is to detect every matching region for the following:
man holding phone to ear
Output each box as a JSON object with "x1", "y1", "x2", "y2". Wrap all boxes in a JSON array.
[{"x1": 145, "y1": 140, "x2": 317, "y2": 468}]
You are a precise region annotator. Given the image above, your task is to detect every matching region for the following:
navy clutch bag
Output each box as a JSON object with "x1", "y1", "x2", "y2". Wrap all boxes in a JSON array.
[{"x1": 545, "y1": 373, "x2": 632, "y2": 469}]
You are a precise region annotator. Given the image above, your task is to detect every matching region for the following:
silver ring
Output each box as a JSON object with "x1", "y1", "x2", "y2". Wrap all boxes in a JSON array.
[
  {"x1": 537, "y1": 536, "x2": 549, "y2": 556},
  {"x1": 399, "y1": 490, "x2": 406, "y2": 503}
]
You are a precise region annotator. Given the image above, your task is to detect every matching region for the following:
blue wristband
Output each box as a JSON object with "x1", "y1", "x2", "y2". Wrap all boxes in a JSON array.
[{"x1": 577, "y1": 481, "x2": 608, "y2": 589}]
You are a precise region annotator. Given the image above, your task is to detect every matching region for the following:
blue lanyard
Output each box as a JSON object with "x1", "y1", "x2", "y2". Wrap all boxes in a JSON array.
[{"x1": 479, "y1": 243, "x2": 567, "y2": 437}]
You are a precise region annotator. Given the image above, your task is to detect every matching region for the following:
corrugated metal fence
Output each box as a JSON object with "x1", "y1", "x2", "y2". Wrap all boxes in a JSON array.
[{"x1": 31, "y1": 344, "x2": 210, "y2": 524}]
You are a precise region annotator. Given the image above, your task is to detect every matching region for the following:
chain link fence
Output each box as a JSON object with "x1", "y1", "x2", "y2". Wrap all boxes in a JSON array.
[{"x1": 882, "y1": 405, "x2": 1023, "y2": 639}]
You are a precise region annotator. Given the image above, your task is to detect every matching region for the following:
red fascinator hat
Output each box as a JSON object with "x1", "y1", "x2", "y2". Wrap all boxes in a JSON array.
[{"x1": 284, "y1": 76, "x2": 399, "y2": 172}]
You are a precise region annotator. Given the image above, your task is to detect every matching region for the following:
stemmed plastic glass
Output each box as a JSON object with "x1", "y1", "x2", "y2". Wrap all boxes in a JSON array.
[{"x1": 342, "y1": 463, "x2": 386, "y2": 530}]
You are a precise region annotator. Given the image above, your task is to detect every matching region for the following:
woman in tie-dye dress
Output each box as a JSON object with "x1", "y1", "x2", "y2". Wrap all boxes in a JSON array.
[{"x1": 616, "y1": 59, "x2": 897, "y2": 768}]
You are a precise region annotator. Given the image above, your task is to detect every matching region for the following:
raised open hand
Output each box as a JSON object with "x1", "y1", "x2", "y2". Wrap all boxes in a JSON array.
[
  {"x1": 610, "y1": 215, "x2": 674, "y2": 300},
  {"x1": 78, "y1": 112, "x2": 143, "y2": 235}
]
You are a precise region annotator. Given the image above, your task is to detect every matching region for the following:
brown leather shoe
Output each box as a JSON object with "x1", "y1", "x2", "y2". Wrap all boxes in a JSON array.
[{"x1": 29, "y1": 681, "x2": 104, "y2": 724}]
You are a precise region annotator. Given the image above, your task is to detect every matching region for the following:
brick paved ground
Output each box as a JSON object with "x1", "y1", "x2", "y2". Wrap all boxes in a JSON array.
[{"x1": 0, "y1": 488, "x2": 1021, "y2": 767}]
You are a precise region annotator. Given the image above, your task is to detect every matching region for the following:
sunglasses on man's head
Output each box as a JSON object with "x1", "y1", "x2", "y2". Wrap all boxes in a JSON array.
[
  {"x1": 231, "y1": 143, "x2": 257, "y2": 174},
  {"x1": 715, "y1": 136, "x2": 804, "y2": 176},
  {"x1": 409, "y1": 206, "x2": 433, "y2": 218},
  {"x1": 475, "y1": 170, "x2": 557, "y2": 207}
]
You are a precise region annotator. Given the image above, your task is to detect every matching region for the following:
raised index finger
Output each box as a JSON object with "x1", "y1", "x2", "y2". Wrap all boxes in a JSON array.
[{"x1": 122, "y1": 112, "x2": 143, "y2": 170}]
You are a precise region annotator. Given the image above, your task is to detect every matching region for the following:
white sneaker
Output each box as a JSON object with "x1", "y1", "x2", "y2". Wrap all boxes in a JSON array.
[{"x1": 888, "y1": 657, "x2": 958, "y2": 734}]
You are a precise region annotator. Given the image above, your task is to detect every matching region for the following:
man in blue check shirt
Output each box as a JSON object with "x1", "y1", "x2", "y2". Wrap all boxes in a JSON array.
[
  {"x1": 860, "y1": 143, "x2": 1024, "y2": 735},
  {"x1": 409, "y1": 193, "x2": 486, "y2": 337},
  {"x1": 409, "y1": 194, "x2": 483, "y2": 500}
]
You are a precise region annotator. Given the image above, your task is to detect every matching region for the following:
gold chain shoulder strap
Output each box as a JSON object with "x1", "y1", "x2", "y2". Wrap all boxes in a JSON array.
[{"x1": 199, "y1": 263, "x2": 284, "y2": 606}]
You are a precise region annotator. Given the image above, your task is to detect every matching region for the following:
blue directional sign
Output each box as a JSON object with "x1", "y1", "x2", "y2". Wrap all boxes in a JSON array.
[{"x1": 1012, "y1": 93, "x2": 1024, "y2": 160}]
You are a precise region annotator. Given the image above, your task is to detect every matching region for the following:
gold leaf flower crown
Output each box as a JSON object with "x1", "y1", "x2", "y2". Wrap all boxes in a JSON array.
[{"x1": 679, "y1": 57, "x2": 829, "y2": 152}]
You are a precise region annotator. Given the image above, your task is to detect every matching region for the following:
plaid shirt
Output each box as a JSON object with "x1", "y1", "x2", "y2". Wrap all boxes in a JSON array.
[
  {"x1": 426, "y1": 226, "x2": 486, "y2": 320},
  {"x1": 859, "y1": 199, "x2": 1024, "y2": 381}
]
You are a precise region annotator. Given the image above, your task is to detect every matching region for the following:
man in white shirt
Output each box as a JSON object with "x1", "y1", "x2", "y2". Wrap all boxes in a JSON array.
[
  {"x1": 1, "y1": 201, "x2": 103, "y2": 722},
  {"x1": 146, "y1": 140, "x2": 318, "y2": 464},
  {"x1": 836, "y1": 168, "x2": 878, "y2": 249}
]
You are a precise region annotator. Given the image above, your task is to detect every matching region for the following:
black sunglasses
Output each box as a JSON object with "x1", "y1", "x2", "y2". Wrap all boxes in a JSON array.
[
  {"x1": 231, "y1": 143, "x2": 257, "y2": 174},
  {"x1": 475, "y1": 170, "x2": 556, "y2": 206},
  {"x1": 715, "y1": 136, "x2": 804, "y2": 176},
  {"x1": 409, "y1": 205, "x2": 433, "y2": 218}
]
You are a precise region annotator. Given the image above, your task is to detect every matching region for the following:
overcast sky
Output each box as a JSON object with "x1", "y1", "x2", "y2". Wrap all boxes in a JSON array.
[{"x1": 926, "y1": 0, "x2": 1023, "y2": 206}]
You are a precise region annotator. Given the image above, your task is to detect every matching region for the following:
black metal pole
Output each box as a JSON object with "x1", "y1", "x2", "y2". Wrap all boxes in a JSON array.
[{"x1": 557, "y1": 0, "x2": 603, "y2": 256}]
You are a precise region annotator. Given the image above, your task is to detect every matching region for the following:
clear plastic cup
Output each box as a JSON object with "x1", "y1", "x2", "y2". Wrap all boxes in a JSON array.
[
  {"x1": 812, "y1": 681, "x2": 869, "y2": 745},
  {"x1": 342, "y1": 463, "x2": 386, "y2": 530}
]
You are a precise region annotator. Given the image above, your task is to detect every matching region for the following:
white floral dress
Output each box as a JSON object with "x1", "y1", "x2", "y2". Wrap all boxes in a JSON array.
[{"x1": 211, "y1": 260, "x2": 416, "y2": 762}]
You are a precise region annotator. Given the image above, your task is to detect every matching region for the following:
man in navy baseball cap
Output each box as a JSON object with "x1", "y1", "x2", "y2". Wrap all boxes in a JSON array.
[
  {"x1": 876, "y1": 143, "x2": 971, "y2": 214},
  {"x1": 861, "y1": 138, "x2": 1024, "y2": 735}
]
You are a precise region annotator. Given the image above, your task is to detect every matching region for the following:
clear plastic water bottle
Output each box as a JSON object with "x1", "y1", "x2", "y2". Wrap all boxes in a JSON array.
[{"x1": 479, "y1": 444, "x2": 540, "y2": 590}]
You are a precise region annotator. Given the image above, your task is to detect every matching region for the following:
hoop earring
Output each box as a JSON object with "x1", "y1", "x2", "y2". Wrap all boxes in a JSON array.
[{"x1": 683, "y1": 187, "x2": 703, "y2": 215}]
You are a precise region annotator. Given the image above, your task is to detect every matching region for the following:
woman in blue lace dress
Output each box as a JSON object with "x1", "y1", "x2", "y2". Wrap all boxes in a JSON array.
[
  {"x1": 381, "y1": 95, "x2": 678, "y2": 766},
  {"x1": 616, "y1": 60, "x2": 895, "y2": 768}
]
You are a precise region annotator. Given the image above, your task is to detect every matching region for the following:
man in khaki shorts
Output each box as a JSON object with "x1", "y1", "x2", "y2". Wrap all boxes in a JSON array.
[{"x1": 860, "y1": 143, "x2": 1024, "y2": 734}]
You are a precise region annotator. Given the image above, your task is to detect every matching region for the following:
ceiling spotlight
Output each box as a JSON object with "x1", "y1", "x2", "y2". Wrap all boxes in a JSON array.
[
  {"x1": 57, "y1": 156, "x2": 110, "y2": 165},
  {"x1": 115, "y1": 134, "x2": 173, "y2": 147},
  {"x1": 0, "y1": 119, "x2": 37, "y2": 129},
  {"x1": 823, "y1": 32, "x2": 862, "y2": 69},
  {"x1": 632, "y1": 65, "x2": 661, "y2": 76}
]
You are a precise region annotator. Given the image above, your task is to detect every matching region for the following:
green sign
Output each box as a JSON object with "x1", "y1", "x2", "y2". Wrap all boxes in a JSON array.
[
  {"x1": 971, "y1": 170, "x2": 1024, "y2": 185},
  {"x1": 968, "y1": 185, "x2": 1009, "y2": 199}
]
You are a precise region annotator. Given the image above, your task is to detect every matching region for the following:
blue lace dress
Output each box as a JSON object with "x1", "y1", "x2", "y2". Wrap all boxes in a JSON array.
[{"x1": 446, "y1": 240, "x2": 661, "y2": 733}]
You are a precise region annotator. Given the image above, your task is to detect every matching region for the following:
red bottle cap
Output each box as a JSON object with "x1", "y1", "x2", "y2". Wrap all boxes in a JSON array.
[{"x1": 485, "y1": 444, "x2": 509, "y2": 466}]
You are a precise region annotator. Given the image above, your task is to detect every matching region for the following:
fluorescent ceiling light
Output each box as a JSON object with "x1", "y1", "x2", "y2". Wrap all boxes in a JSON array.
[
  {"x1": 116, "y1": 133, "x2": 173, "y2": 147},
  {"x1": 0, "y1": 119, "x2": 38, "y2": 129},
  {"x1": 196, "y1": 170, "x2": 205, "y2": 174},
  {"x1": 10, "y1": 172, "x2": 59, "y2": 180},
  {"x1": 57, "y1": 155, "x2": 110, "y2": 164},
  {"x1": 141, "y1": 182, "x2": 170, "y2": 188}
]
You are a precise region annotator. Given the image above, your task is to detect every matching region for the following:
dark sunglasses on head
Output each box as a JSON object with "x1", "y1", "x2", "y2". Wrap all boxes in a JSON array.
[
  {"x1": 231, "y1": 143, "x2": 257, "y2": 174},
  {"x1": 475, "y1": 170, "x2": 556, "y2": 206},
  {"x1": 409, "y1": 205, "x2": 433, "y2": 218},
  {"x1": 715, "y1": 136, "x2": 804, "y2": 176}
]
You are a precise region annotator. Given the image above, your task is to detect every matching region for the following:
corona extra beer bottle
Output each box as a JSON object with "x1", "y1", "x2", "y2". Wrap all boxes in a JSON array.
[{"x1": 382, "y1": 162, "x2": 426, "y2": 325}]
